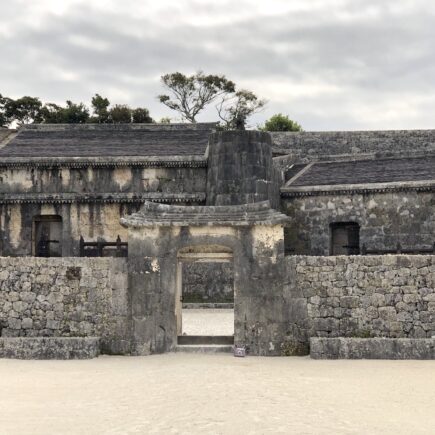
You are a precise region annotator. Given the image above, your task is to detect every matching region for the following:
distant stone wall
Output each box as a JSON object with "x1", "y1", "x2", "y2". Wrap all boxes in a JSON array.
[
  {"x1": 282, "y1": 190, "x2": 434, "y2": 255},
  {"x1": 271, "y1": 130, "x2": 435, "y2": 160},
  {"x1": 182, "y1": 262, "x2": 233, "y2": 303},
  {"x1": 0, "y1": 257, "x2": 129, "y2": 354},
  {"x1": 285, "y1": 255, "x2": 435, "y2": 350}
]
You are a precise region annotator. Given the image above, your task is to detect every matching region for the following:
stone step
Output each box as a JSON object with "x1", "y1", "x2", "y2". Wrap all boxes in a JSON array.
[
  {"x1": 175, "y1": 344, "x2": 233, "y2": 354},
  {"x1": 0, "y1": 337, "x2": 100, "y2": 360},
  {"x1": 178, "y1": 335, "x2": 234, "y2": 345}
]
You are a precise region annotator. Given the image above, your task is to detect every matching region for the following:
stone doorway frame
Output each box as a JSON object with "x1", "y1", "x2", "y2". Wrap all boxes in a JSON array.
[
  {"x1": 121, "y1": 200, "x2": 290, "y2": 356},
  {"x1": 176, "y1": 246, "x2": 234, "y2": 336}
]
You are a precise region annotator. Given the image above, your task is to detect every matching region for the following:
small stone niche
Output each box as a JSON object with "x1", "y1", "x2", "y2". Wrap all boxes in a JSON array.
[{"x1": 66, "y1": 267, "x2": 82, "y2": 281}]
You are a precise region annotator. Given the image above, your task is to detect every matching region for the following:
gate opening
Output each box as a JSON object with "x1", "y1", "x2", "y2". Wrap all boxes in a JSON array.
[{"x1": 176, "y1": 245, "x2": 234, "y2": 345}]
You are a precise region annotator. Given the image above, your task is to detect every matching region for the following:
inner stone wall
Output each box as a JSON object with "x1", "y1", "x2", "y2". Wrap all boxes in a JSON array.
[
  {"x1": 182, "y1": 262, "x2": 234, "y2": 303},
  {"x1": 0, "y1": 257, "x2": 129, "y2": 354},
  {"x1": 285, "y1": 255, "x2": 435, "y2": 351}
]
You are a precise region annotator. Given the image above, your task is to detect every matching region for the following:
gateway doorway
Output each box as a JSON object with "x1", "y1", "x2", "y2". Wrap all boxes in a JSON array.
[{"x1": 176, "y1": 245, "x2": 234, "y2": 345}]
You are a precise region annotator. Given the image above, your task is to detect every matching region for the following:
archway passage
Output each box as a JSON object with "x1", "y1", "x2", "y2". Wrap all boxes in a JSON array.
[{"x1": 176, "y1": 245, "x2": 234, "y2": 345}]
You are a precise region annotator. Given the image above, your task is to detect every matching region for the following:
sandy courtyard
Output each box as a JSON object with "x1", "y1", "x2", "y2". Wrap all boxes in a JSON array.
[
  {"x1": 182, "y1": 309, "x2": 234, "y2": 335},
  {"x1": 0, "y1": 354, "x2": 434, "y2": 435}
]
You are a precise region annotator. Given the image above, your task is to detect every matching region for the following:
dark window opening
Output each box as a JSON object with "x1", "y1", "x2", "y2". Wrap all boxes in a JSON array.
[
  {"x1": 33, "y1": 215, "x2": 62, "y2": 257},
  {"x1": 330, "y1": 222, "x2": 360, "y2": 255}
]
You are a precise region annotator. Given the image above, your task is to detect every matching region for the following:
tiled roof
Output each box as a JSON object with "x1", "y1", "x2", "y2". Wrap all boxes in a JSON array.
[
  {"x1": 286, "y1": 156, "x2": 435, "y2": 187},
  {"x1": 0, "y1": 123, "x2": 216, "y2": 158},
  {"x1": 0, "y1": 129, "x2": 13, "y2": 144},
  {"x1": 271, "y1": 130, "x2": 435, "y2": 157}
]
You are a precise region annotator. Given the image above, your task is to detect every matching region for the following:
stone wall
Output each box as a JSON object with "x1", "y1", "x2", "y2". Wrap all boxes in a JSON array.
[
  {"x1": 206, "y1": 131, "x2": 279, "y2": 207},
  {"x1": 182, "y1": 262, "x2": 234, "y2": 303},
  {"x1": 0, "y1": 257, "x2": 129, "y2": 354},
  {"x1": 282, "y1": 190, "x2": 434, "y2": 255},
  {"x1": 285, "y1": 255, "x2": 435, "y2": 350}
]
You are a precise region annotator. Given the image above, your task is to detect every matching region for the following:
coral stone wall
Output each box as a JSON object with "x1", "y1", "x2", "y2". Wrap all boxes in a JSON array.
[
  {"x1": 182, "y1": 262, "x2": 234, "y2": 303},
  {"x1": 282, "y1": 190, "x2": 435, "y2": 255},
  {"x1": 285, "y1": 255, "x2": 435, "y2": 348},
  {"x1": 0, "y1": 257, "x2": 129, "y2": 354}
]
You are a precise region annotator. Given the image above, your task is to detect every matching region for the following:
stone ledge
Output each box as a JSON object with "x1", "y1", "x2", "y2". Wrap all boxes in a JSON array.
[
  {"x1": 310, "y1": 337, "x2": 435, "y2": 360},
  {"x1": 182, "y1": 303, "x2": 234, "y2": 309},
  {"x1": 121, "y1": 200, "x2": 290, "y2": 227},
  {"x1": 0, "y1": 337, "x2": 100, "y2": 360}
]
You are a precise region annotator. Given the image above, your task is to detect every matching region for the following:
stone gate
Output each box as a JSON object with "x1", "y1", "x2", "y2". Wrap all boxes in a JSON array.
[{"x1": 121, "y1": 200, "x2": 290, "y2": 356}]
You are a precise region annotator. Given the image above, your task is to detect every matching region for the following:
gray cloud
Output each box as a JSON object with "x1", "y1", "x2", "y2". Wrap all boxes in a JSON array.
[{"x1": 1, "y1": 0, "x2": 435, "y2": 130}]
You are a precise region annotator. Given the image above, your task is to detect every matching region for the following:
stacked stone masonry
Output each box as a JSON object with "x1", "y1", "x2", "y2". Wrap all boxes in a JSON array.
[
  {"x1": 282, "y1": 191, "x2": 434, "y2": 255},
  {"x1": 285, "y1": 255, "x2": 435, "y2": 347},
  {"x1": 182, "y1": 262, "x2": 234, "y2": 303},
  {"x1": 0, "y1": 257, "x2": 129, "y2": 354}
]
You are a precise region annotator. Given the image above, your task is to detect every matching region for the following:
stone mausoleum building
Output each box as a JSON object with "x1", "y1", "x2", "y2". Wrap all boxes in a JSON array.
[{"x1": 0, "y1": 123, "x2": 433, "y2": 359}]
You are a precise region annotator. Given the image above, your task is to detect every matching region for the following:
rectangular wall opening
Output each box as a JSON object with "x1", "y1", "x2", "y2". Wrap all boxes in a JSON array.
[
  {"x1": 176, "y1": 252, "x2": 234, "y2": 345},
  {"x1": 33, "y1": 215, "x2": 63, "y2": 257}
]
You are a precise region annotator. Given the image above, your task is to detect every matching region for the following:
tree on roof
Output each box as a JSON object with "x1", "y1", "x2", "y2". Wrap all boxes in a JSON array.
[
  {"x1": 0, "y1": 94, "x2": 9, "y2": 127},
  {"x1": 91, "y1": 94, "x2": 110, "y2": 123},
  {"x1": 4, "y1": 96, "x2": 43, "y2": 125},
  {"x1": 262, "y1": 113, "x2": 302, "y2": 132},
  {"x1": 40, "y1": 101, "x2": 89, "y2": 123},
  {"x1": 216, "y1": 90, "x2": 267, "y2": 130},
  {"x1": 158, "y1": 71, "x2": 235, "y2": 122},
  {"x1": 132, "y1": 107, "x2": 153, "y2": 123}
]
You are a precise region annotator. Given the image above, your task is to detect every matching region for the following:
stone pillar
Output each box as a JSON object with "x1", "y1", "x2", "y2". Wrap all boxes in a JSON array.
[{"x1": 206, "y1": 131, "x2": 278, "y2": 206}]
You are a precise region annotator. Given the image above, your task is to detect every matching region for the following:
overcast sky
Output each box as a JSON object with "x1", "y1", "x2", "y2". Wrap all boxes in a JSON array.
[{"x1": 1, "y1": 0, "x2": 435, "y2": 130}]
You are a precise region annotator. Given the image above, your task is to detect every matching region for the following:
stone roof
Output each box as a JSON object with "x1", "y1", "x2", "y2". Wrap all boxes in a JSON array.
[
  {"x1": 271, "y1": 130, "x2": 435, "y2": 157},
  {"x1": 286, "y1": 156, "x2": 435, "y2": 187},
  {"x1": 121, "y1": 200, "x2": 290, "y2": 227},
  {"x1": 0, "y1": 128, "x2": 14, "y2": 145},
  {"x1": 0, "y1": 123, "x2": 216, "y2": 158}
]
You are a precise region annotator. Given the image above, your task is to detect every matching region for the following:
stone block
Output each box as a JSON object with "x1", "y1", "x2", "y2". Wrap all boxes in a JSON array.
[{"x1": 310, "y1": 338, "x2": 435, "y2": 359}]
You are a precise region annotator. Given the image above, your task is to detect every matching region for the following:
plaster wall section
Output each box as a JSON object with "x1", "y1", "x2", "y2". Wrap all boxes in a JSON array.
[
  {"x1": 0, "y1": 165, "x2": 207, "y2": 195},
  {"x1": 282, "y1": 191, "x2": 435, "y2": 255},
  {"x1": 0, "y1": 202, "x2": 142, "y2": 256},
  {"x1": 0, "y1": 257, "x2": 129, "y2": 354},
  {"x1": 284, "y1": 255, "x2": 435, "y2": 352}
]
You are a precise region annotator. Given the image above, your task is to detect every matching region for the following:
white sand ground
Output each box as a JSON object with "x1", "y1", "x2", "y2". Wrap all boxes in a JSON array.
[
  {"x1": 182, "y1": 308, "x2": 234, "y2": 335},
  {"x1": 0, "y1": 354, "x2": 434, "y2": 435}
]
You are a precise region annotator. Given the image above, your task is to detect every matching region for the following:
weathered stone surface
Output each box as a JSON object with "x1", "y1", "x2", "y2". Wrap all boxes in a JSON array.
[
  {"x1": 182, "y1": 262, "x2": 234, "y2": 303},
  {"x1": 0, "y1": 337, "x2": 100, "y2": 359},
  {"x1": 0, "y1": 257, "x2": 129, "y2": 354},
  {"x1": 285, "y1": 255, "x2": 435, "y2": 344},
  {"x1": 206, "y1": 130, "x2": 281, "y2": 208},
  {"x1": 310, "y1": 337, "x2": 435, "y2": 359},
  {"x1": 283, "y1": 190, "x2": 434, "y2": 256}
]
